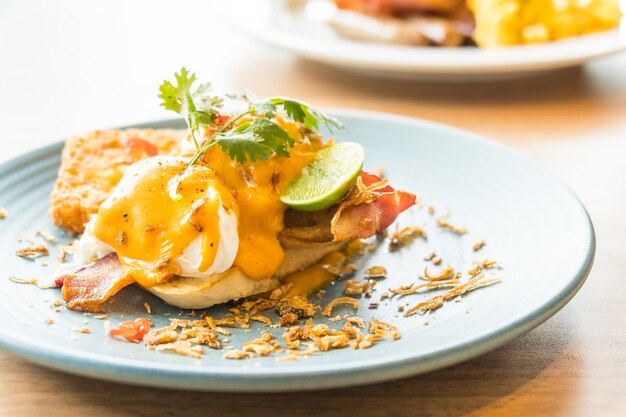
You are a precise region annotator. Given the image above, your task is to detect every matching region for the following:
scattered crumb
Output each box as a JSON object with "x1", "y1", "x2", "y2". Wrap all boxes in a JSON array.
[
  {"x1": 344, "y1": 316, "x2": 365, "y2": 328},
  {"x1": 74, "y1": 326, "x2": 91, "y2": 334},
  {"x1": 369, "y1": 319, "x2": 401, "y2": 341},
  {"x1": 427, "y1": 206, "x2": 435, "y2": 215},
  {"x1": 404, "y1": 274, "x2": 501, "y2": 317},
  {"x1": 57, "y1": 240, "x2": 78, "y2": 263},
  {"x1": 364, "y1": 266, "x2": 387, "y2": 279},
  {"x1": 45, "y1": 319, "x2": 54, "y2": 325},
  {"x1": 423, "y1": 266, "x2": 455, "y2": 281},
  {"x1": 423, "y1": 251, "x2": 436, "y2": 261},
  {"x1": 54, "y1": 299, "x2": 62, "y2": 307},
  {"x1": 155, "y1": 341, "x2": 204, "y2": 358},
  {"x1": 368, "y1": 303, "x2": 379, "y2": 309},
  {"x1": 468, "y1": 259, "x2": 501, "y2": 276},
  {"x1": 323, "y1": 297, "x2": 359, "y2": 316},
  {"x1": 36, "y1": 230, "x2": 57, "y2": 243},
  {"x1": 0, "y1": 207, "x2": 7, "y2": 219},
  {"x1": 344, "y1": 279, "x2": 376, "y2": 297},
  {"x1": 250, "y1": 314, "x2": 273, "y2": 326},
  {"x1": 224, "y1": 350, "x2": 254, "y2": 360},
  {"x1": 436, "y1": 217, "x2": 467, "y2": 235},
  {"x1": 16, "y1": 244, "x2": 49, "y2": 259},
  {"x1": 8, "y1": 276, "x2": 39, "y2": 285},
  {"x1": 316, "y1": 289, "x2": 326, "y2": 299},
  {"x1": 472, "y1": 239, "x2": 487, "y2": 251},
  {"x1": 388, "y1": 226, "x2": 427, "y2": 252},
  {"x1": 323, "y1": 263, "x2": 357, "y2": 279},
  {"x1": 144, "y1": 302, "x2": 152, "y2": 314},
  {"x1": 94, "y1": 314, "x2": 109, "y2": 320},
  {"x1": 432, "y1": 256, "x2": 442, "y2": 265},
  {"x1": 389, "y1": 279, "x2": 459, "y2": 296},
  {"x1": 276, "y1": 355, "x2": 299, "y2": 362}
]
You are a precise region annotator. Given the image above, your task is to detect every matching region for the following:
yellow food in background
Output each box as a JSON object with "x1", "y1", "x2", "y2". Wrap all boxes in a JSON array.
[{"x1": 468, "y1": 0, "x2": 623, "y2": 46}]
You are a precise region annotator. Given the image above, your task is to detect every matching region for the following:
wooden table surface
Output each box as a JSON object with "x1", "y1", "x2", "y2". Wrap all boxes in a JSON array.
[{"x1": 1, "y1": 1, "x2": 625, "y2": 416}]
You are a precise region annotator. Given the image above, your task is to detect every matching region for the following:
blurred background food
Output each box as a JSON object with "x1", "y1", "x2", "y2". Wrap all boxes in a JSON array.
[{"x1": 326, "y1": 0, "x2": 622, "y2": 47}]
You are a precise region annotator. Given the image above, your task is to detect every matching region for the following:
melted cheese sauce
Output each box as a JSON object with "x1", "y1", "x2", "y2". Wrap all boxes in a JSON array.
[
  {"x1": 282, "y1": 251, "x2": 347, "y2": 298},
  {"x1": 199, "y1": 117, "x2": 326, "y2": 280},
  {"x1": 93, "y1": 156, "x2": 237, "y2": 287}
]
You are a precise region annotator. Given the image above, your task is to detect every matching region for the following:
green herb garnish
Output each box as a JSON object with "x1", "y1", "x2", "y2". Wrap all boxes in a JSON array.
[{"x1": 159, "y1": 68, "x2": 344, "y2": 199}]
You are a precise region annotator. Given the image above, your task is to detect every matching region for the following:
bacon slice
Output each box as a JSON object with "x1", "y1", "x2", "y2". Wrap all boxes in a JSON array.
[
  {"x1": 280, "y1": 171, "x2": 416, "y2": 245},
  {"x1": 331, "y1": 172, "x2": 416, "y2": 241},
  {"x1": 60, "y1": 253, "x2": 133, "y2": 312}
]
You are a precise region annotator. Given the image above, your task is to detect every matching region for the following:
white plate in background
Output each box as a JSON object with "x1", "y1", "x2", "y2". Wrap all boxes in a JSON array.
[{"x1": 225, "y1": 0, "x2": 626, "y2": 81}]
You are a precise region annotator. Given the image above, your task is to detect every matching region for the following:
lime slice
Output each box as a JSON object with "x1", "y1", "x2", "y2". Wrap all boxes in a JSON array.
[{"x1": 280, "y1": 142, "x2": 364, "y2": 211}]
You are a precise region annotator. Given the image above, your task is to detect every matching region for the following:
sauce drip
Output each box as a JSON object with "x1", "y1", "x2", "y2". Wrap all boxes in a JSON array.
[{"x1": 200, "y1": 117, "x2": 326, "y2": 280}]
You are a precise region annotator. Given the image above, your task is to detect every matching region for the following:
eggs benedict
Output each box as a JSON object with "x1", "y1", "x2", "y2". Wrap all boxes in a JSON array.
[{"x1": 52, "y1": 69, "x2": 415, "y2": 312}]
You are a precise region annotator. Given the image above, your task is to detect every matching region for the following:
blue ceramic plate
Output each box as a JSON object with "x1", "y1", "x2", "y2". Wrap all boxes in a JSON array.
[{"x1": 0, "y1": 110, "x2": 594, "y2": 392}]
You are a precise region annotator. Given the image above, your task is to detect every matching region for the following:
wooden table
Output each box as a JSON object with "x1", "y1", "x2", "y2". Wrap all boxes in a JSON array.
[{"x1": 1, "y1": 2, "x2": 625, "y2": 416}]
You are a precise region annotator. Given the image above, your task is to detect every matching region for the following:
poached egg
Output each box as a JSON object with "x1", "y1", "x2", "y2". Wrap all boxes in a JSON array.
[{"x1": 68, "y1": 156, "x2": 239, "y2": 285}]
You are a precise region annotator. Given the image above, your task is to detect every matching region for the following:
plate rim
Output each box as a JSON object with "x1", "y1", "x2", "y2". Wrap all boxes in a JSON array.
[
  {"x1": 0, "y1": 110, "x2": 596, "y2": 391},
  {"x1": 224, "y1": 0, "x2": 626, "y2": 75}
]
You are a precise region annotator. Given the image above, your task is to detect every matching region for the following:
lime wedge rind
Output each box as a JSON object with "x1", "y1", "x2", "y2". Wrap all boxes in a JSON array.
[{"x1": 280, "y1": 142, "x2": 364, "y2": 211}]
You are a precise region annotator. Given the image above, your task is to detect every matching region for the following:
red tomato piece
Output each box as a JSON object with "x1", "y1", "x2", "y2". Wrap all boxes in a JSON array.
[{"x1": 108, "y1": 317, "x2": 153, "y2": 342}]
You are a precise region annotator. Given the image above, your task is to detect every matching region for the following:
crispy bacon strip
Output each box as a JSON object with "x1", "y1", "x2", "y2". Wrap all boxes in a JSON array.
[
  {"x1": 60, "y1": 253, "x2": 133, "y2": 312},
  {"x1": 331, "y1": 172, "x2": 416, "y2": 241}
]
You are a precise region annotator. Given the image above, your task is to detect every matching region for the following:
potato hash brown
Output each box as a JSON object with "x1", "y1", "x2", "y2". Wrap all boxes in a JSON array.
[{"x1": 50, "y1": 129, "x2": 185, "y2": 235}]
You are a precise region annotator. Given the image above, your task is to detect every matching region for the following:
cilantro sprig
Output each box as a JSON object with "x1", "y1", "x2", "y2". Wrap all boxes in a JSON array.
[
  {"x1": 159, "y1": 68, "x2": 344, "y2": 199},
  {"x1": 158, "y1": 68, "x2": 223, "y2": 151}
]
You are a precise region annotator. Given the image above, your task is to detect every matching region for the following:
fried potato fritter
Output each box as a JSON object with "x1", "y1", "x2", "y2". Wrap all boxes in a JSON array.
[{"x1": 50, "y1": 129, "x2": 185, "y2": 234}]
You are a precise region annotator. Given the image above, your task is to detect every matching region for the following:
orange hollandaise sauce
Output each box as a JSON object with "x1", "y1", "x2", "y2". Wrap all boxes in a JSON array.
[
  {"x1": 93, "y1": 156, "x2": 237, "y2": 287},
  {"x1": 200, "y1": 117, "x2": 327, "y2": 280},
  {"x1": 282, "y1": 251, "x2": 347, "y2": 298}
]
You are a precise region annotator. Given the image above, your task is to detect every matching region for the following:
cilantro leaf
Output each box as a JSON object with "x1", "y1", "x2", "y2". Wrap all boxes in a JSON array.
[
  {"x1": 215, "y1": 118, "x2": 295, "y2": 164},
  {"x1": 252, "y1": 97, "x2": 344, "y2": 133},
  {"x1": 158, "y1": 70, "x2": 345, "y2": 198},
  {"x1": 158, "y1": 67, "x2": 196, "y2": 114},
  {"x1": 158, "y1": 68, "x2": 222, "y2": 121}
]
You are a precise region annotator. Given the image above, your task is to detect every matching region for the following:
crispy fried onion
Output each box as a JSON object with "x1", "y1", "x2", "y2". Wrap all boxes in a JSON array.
[
  {"x1": 344, "y1": 279, "x2": 376, "y2": 297},
  {"x1": 322, "y1": 297, "x2": 360, "y2": 316},
  {"x1": 423, "y1": 266, "x2": 455, "y2": 281},
  {"x1": 468, "y1": 259, "x2": 501, "y2": 276},
  {"x1": 282, "y1": 317, "x2": 400, "y2": 352},
  {"x1": 364, "y1": 266, "x2": 388, "y2": 279},
  {"x1": 404, "y1": 274, "x2": 501, "y2": 317},
  {"x1": 436, "y1": 217, "x2": 467, "y2": 235},
  {"x1": 368, "y1": 319, "x2": 401, "y2": 341},
  {"x1": 388, "y1": 226, "x2": 427, "y2": 251},
  {"x1": 240, "y1": 331, "x2": 281, "y2": 356},
  {"x1": 389, "y1": 279, "x2": 459, "y2": 296}
]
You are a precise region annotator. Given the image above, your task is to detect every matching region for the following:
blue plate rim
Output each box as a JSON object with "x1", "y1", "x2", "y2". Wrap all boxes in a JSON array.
[{"x1": 0, "y1": 109, "x2": 595, "y2": 391}]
